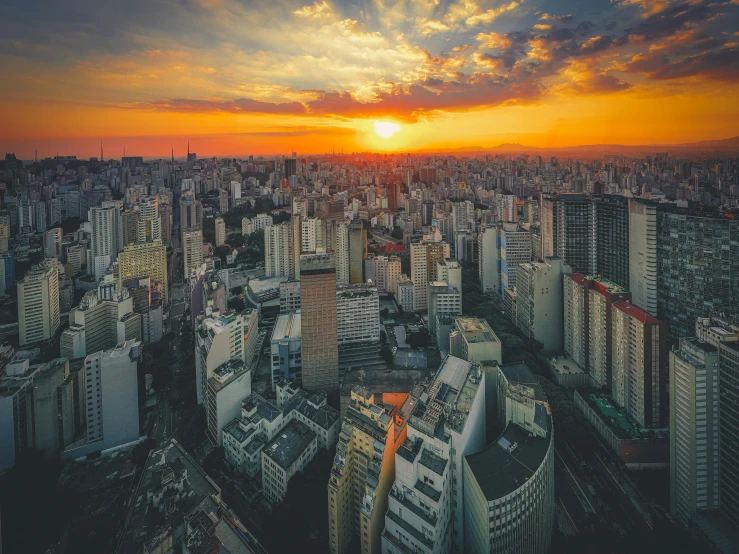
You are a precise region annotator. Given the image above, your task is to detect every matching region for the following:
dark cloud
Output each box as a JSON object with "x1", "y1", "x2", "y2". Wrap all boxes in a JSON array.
[{"x1": 623, "y1": 45, "x2": 739, "y2": 81}]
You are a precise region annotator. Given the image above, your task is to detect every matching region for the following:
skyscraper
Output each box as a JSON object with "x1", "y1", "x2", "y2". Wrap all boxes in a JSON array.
[
  {"x1": 628, "y1": 199, "x2": 658, "y2": 316},
  {"x1": 215, "y1": 217, "x2": 226, "y2": 247},
  {"x1": 18, "y1": 262, "x2": 60, "y2": 347},
  {"x1": 335, "y1": 222, "x2": 350, "y2": 284},
  {"x1": 183, "y1": 228, "x2": 204, "y2": 279},
  {"x1": 89, "y1": 202, "x2": 122, "y2": 281},
  {"x1": 118, "y1": 241, "x2": 168, "y2": 303},
  {"x1": 591, "y1": 195, "x2": 629, "y2": 288},
  {"x1": 719, "y1": 340, "x2": 739, "y2": 527},
  {"x1": 264, "y1": 222, "x2": 294, "y2": 278},
  {"x1": 137, "y1": 196, "x2": 162, "y2": 243},
  {"x1": 299, "y1": 252, "x2": 338, "y2": 399},
  {"x1": 348, "y1": 221, "x2": 366, "y2": 284}
]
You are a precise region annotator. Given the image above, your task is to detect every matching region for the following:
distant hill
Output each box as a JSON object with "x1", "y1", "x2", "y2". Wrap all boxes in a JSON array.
[{"x1": 415, "y1": 136, "x2": 739, "y2": 156}]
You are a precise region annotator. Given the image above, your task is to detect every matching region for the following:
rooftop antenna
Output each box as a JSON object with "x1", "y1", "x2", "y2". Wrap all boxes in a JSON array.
[
  {"x1": 35, "y1": 148, "x2": 37, "y2": 163},
  {"x1": 172, "y1": 148, "x2": 174, "y2": 164},
  {"x1": 100, "y1": 140, "x2": 104, "y2": 162}
]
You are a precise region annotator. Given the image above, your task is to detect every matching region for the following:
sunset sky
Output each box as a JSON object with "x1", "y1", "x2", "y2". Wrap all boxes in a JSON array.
[{"x1": 2, "y1": 0, "x2": 739, "y2": 157}]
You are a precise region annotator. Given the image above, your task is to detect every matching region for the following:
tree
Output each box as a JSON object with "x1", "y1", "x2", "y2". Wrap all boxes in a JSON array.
[
  {"x1": 391, "y1": 226, "x2": 404, "y2": 240},
  {"x1": 230, "y1": 286, "x2": 243, "y2": 296},
  {"x1": 407, "y1": 331, "x2": 431, "y2": 350},
  {"x1": 380, "y1": 345, "x2": 394, "y2": 364},
  {"x1": 272, "y1": 210, "x2": 291, "y2": 224},
  {"x1": 61, "y1": 217, "x2": 81, "y2": 234},
  {"x1": 229, "y1": 297, "x2": 246, "y2": 312},
  {"x1": 227, "y1": 233, "x2": 245, "y2": 248}
]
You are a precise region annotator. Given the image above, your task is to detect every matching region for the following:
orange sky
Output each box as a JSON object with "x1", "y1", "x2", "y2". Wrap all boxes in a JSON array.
[{"x1": 2, "y1": 0, "x2": 739, "y2": 157}]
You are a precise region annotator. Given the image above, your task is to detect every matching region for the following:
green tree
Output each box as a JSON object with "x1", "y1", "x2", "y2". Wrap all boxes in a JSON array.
[
  {"x1": 229, "y1": 297, "x2": 246, "y2": 312},
  {"x1": 391, "y1": 226, "x2": 404, "y2": 240}
]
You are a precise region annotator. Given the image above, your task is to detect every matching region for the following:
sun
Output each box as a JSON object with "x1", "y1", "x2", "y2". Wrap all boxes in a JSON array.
[{"x1": 374, "y1": 121, "x2": 400, "y2": 138}]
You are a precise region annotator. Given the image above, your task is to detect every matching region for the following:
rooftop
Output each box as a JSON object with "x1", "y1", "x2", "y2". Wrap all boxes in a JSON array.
[
  {"x1": 612, "y1": 300, "x2": 661, "y2": 325},
  {"x1": 586, "y1": 393, "x2": 667, "y2": 439},
  {"x1": 465, "y1": 422, "x2": 551, "y2": 501},
  {"x1": 272, "y1": 311, "x2": 302, "y2": 340},
  {"x1": 262, "y1": 419, "x2": 316, "y2": 470},
  {"x1": 549, "y1": 356, "x2": 586, "y2": 375},
  {"x1": 454, "y1": 316, "x2": 499, "y2": 344}
]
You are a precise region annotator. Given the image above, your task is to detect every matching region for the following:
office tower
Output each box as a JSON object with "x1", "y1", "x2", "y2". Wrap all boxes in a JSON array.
[
  {"x1": 539, "y1": 193, "x2": 590, "y2": 273},
  {"x1": 0, "y1": 365, "x2": 34, "y2": 471},
  {"x1": 48, "y1": 197, "x2": 61, "y2": 226},
  {"x1": 719, "y1": 340, "x2": 739, "y2": 526},
  {"x1": 88, "y1": 202, "x2": 121, "y2": 281},
  {"x1": 31, "y1": 358, "x2": 77, "y2": 458},
  {"x1": 137, "y1": 196, "x2": 162, "y2": 243},
  {"x1": 387, "y1": 181, "x2": 400, "y2": 212},
  {"x1": 264, "y1": 222, "x2": 294, "y2": 278},
  {"x1": 421, "y1": 200, "x2": 434, "y2": 226},
  {"x1": 329, "y1": 387, "x2": 413, "y2": 554},
  {"x1": 43, "y1": 227, "x2": 62, "y2": 259},
  {"x1": 180, "y1": 190, "x2": 203, "y2": 230},
  {"x1": 657, "y1": 207, "x2": 738, "y2": 337},
  {"x1": 563, "y1": 274, "x2": 631, "y2": 387},
  {"x1": 611, "y1": 301, "x2": 665, "y2": 428},
  {"x1": 63, "y1": 341, "x2": 141, "y2": 458},
  {"x1": 61, "y1": 285, "x2": 140, "y2": 359},
  {"x1": 515, "y1": 258, "x2": 571, "y2": 355},
  {"x1": 219, "y1": 188, "x2": 229, "y2": 213},
  {"x1": 335, "y1": 223, "x2": 350, "y2": 284},
  {"x1": 121, "y1": 210, "x2": 139, "y2": 247},
  {"x1": 387, "y1": 255, "x2": 401, "y2": 296},
  {"x1": 436, "y1": 258, "x2": 462, "y2": 292},
  {"x1": 0, "y1": 251, "x2": 14, "y2": 295},
  {"x1": 371, "y1": 255, "x2": 388, "y2": 292},
  {"x1": 118, "y1": 241, "x2": 168, "y2": 303},
  {"x1": 383, "y1": 357, "x2": 485, "y2": 554},
  {"x1": 0, "y1": 223, "x2": 7, "y2": 254},
  {"x1": 410, "y1": 241, "x2": 448, "y2": 312},
  {"x1": 18, "y1": 262, "x2": 60, "y2": 347},
  {"x1": 670, "y1": 337, "x2": 720, "y2": 520},
  {"x1": 214, "y1": 217, "x2": 226, "y2": 247},
  {"x1": 591, "y1": 195, "x2": 629, "y2": 288},
  {"x1": 301, "y1": 217, "x2": 326, "y2": 252},
  {"x1": 478, "y1": 224, "x2": 500, "y2": 294},
  {"x1": 300, "y1": 253, "x2": 339, "y2": 398},
  {"x1": 464, "y1": 362, "x2": 554, "y2": 554},
  {"x1": 449, "y1": 316, "x2": 502, "y2": 364},
  {"x1": 284, "y1": 157, "x2": 297, "y2": 178},
  {"x1": 123, "y1": 276, "x2": 163, "y2": 343},
  {"x1": 427, "y1": 281, "x2": 462, "y2": 343},
  {"x1": 497, "y1": 194, "x2": 517, "y2": 222},
  {"x1": 270, "y1": 311, "x2": 302, "y2": 389},
  {"x1": 206, "y1": 358, "x2": 252, "y2": 446},
  {"x1": 336, "y1": 284, "x2": 380, "y2": 345},
  {"x1": 159, "y1": 204, "x2": 172, "y2": 246},
  {"x1": 349, "y1": 221, "x2": 366, "y2": 284},
  {"x1": 628, "y1": 199, "x2": 657, "y2": 316}
]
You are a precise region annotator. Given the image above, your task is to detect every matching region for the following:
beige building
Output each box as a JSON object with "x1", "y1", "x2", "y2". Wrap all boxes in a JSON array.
[
  {"x1": 183, "y1": 228, "x2": 204, "y2": 279},
  {"x1": 18, "y1": 262, "x2": 60, "y2": 347},
  {"x1": 450, "y1": 316, "x2": 502, "y2": 365},
  {"x1": 328, "y1": 387, "x2": 413, "y2": 554},
  {"x1": 215, "y1": 217, "x2": 226, "y2": 247},
  {"x1": 118, "y1": 241, "x2": 168, "y2": 303},
  {"x1": 410, "y1": 241, "x2": 449, "y2": 312}
]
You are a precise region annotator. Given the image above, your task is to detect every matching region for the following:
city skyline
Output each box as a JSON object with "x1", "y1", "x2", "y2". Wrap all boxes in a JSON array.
[{"x1": 3, "y1": 0, "x2": 739, "y2": 157}]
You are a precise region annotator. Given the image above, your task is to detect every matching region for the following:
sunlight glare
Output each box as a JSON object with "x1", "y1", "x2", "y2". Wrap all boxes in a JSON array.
[{"x1": 374, "y1": 121, "x2": 400, "y2": 138}]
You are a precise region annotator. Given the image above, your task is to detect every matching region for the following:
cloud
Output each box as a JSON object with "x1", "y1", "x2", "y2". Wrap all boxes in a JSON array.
[
  {"x1": 294, "y1": 1, "x2": 334, "y2": 19},
  {"x1": 466, "y1": 1, "x2": 519, "y2": 26},
  {"x1": 125, "y1": 97, "x2": 308, "y2": 115},
  {"x1": 622, "y1": 44, "x2": 739, "y2": 80}
]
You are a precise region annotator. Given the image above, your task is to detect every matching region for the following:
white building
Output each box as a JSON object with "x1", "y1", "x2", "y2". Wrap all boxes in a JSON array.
[
  {"x1": 515, "y1": 258, "x2": 571, "y2": 355},
  {"x1": 262, "y1": 419, "x2": 317, "y2": 504},
  {"x1": 88, "y1": 202, "x2": 122, "y2": 281},
  {"x1": 195, "y1": 309, "x2": 259, "y2": 406},
  {"x1": 497, "y1": 194, "x2": 517, "y2": 223},
  {"x1": 336, "y1": 222, "x2": 351, "y2": 285},
  {"x1": 336, "y1": 284, "x2": 380, "y2": 345},
  {"x1": 449, "y1": 316, "x2": 502, "y2": 365},
  {"x1": 397, "y1": 276, "x2": 415, "y2": 313},
  {"x1": 18, "y1": 262, "x2": 60, "y2": 347},
  {"x1": 463, "y1": 362, "x2": 554, "y2": 554},
  {"x1": 206, "y1": 358, "x2": 252, "y2": 446},
  {"x1": 242, "y1": 213, "x2": 273, "y2": 235},
  {"x1": 215, "y1": 217, "x2": 226, "y2": 247},
  {"x1": 427, "y1": 282, "x2": 462, "y2": 345},
  {"x1": 301, "y1": 217, "x2": 326, "y2": 253},
  {"x1": 628, "y1": 199, "x2": 658, "y2": 316},
  {"x1": 478, "y1": 223, "x2": 531, "y2": 296},
  {"x1": 264, "y1": 223, "x2": 294, "y2": 278},
  {"x1": 410, "y1": 241, "x2": 449, "y2": 312},
  {"x1": 382, "y1": 356, "x2": 486, "y2": 554},
  {"x1": 137, "y1": 196, "x2": 162, "y2": 243},
  {"x1": 63, "y1": 341, "x2": 142, "y2": 459}
]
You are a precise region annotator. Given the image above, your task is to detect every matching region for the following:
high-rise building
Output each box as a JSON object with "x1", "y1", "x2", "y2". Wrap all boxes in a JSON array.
[
  {"x1": 397, "y1": 275, "x2": 415, "y2": 312},
  {"x1": 719, "y1": 340, "x2": 739, "y2": 527},
  {"x1": 436, "y1": 258, "x2": 462, "y2": 294},
  {"x1": 628, "y1": 199, "x2": 657, "y2": 316},
  {"x1": 349, "y1": 221, "x2": 366, "y2": 284},
  {"x1": 611, "y1": 301, "x2": 666, "y2": 428},
  {"x1": 180, "y1": 190, "x2": 203, "y2": 231},
  {"x1": 336, "y1": 284, "x2": 380, "y2": 346},
  {"x1": 88, "y1": 202, "x2": 122, "y2": 281},
  {"x1": 242, "y1": 213, "x2": 273, "y2": 235},
  {"x1": 270, "y1": 311, "x2": 302, "y2": 389},
  {"x1": 410, "y1": 241, "x2": 448, "y2": 312},
  {"x1": 515, "y1": 258, "x2": 571, "y2": 355},
  {"x1": 591, "y1": 195, "x2": 629, "y2": 288},
  {"x1": 43, "y1": 227, "x2": 62, "y2": 259},
  {"x1": 328, "y1": 387, "x2": 414, "y2": 554},
  {"x1": 121, "y1": 210, "x2": 139, "y2": 247},
  {"x1": 427, "y1": 281, "x2": 462, "y2": 343},
  {"x1": 335, "y1": 223, "x2": 350, "y2": 284},
  {"x1": 670, "y1": 337, "x2": 720, "y2": 521},
  {"x1": 563, "y1": 274, "x2": 631, "y2": 388},
  {"x1": 264, "y1": 223, "x2": 294, "y2": 278},
  {"x1": 216, "y1": 218, "x2": 227, "y2": 247},
  {"x1": 656, "y1": 206, "x2": 738, "y2": 338},
  {"x1": 206, "y1": 358, "x2": 252, "y2": 446},
  {"x1": 18, "y1": 262, "x2": 60, "y2": 347},
  {"x1": 463, "y1": 362, "x2": 554, "y2": 554},
  {"x1": 29, "y1": 358, "x2": 77, "y2": 459},
  {"x1": 301, "y1": 217, "x2": 326, "y2": 253},
  {"x1": 449, "y1": 316, "x2": 502, "y2": 364},
  {"x1": 137, "y1": 196, "x2": 162, "y2": 243},
  {"x1": 478, "y1": 223, "x2": 531, "y2": 296},
  {"x1": 183, "y1": 228, "x2": 204, "y2": 279},
  {"x1": 63, "y1": 341, "x2": 141, "y2": 458},
  {"x1": 539, "y1": 193, "x2": 591, "y2": 274},
  {"x1": 497, "y1": 194, "x2": 517, "y2": 222},
  {"x1": 118, "y1": 241, "x2": 168, "y2": 303},
  {"x1": 300, "y1": 253, "x2": 339, "y2": 398},
  {"x1": 382, "y1": 356, "x2": 486, "y2": 554}
]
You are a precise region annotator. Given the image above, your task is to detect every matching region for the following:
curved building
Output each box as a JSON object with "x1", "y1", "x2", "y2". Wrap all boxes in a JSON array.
[{"x1": 463, "y1": 363, "x2": 554, "y2": 554}]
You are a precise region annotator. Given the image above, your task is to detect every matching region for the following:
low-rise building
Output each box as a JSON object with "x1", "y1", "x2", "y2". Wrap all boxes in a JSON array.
[{"x1": 262, "y1": 419, "x2": 318, "y2": 504}]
